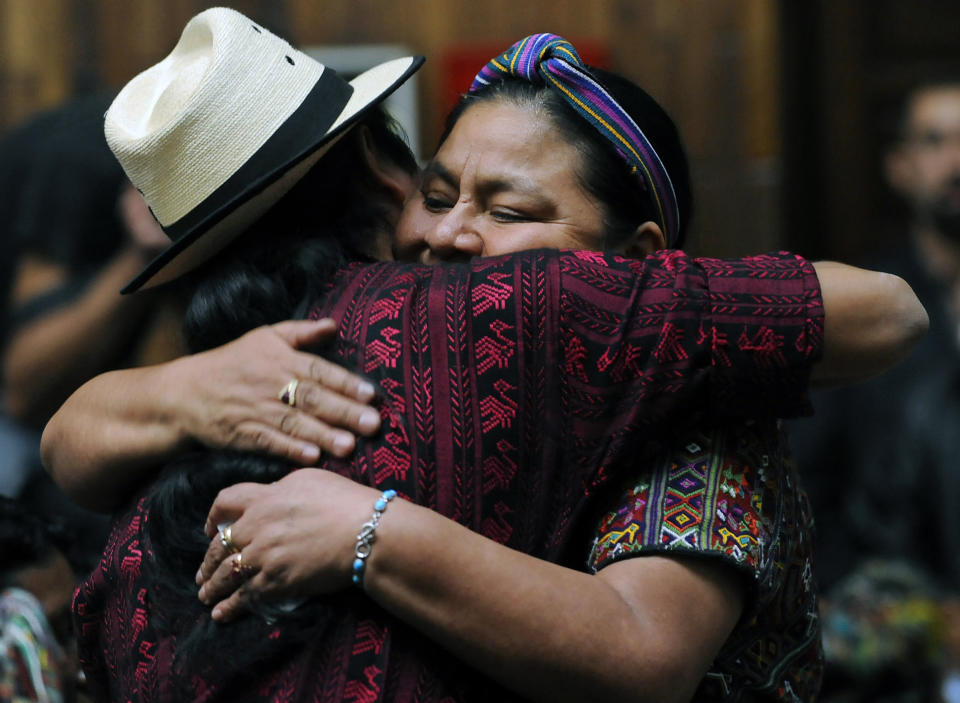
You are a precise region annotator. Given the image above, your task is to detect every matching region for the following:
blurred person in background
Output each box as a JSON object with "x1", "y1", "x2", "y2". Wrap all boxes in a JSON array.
[
  {"x1": 0, "y1": 108, "x2": 53, "y2": 500},
  {"x1": 1, "y1": 495, "x2": 90, "y2": 703},
  {"x1": 792, "y1": 79, "x2": 960, "y2": 702},
  {"x1": 0, "y1": 95, "x2": 185, "y2": 571}
]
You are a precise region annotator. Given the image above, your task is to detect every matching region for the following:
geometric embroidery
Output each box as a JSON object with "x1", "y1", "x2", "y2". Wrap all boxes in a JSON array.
[
  {"x1": 588, "y1": 422, "x2": 823, "y2": 701},
  {"x1": 75, "y1": 249, "x2": 824, "y2": 703}
]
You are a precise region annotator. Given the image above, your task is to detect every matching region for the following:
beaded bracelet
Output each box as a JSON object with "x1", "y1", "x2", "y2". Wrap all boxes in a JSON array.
[{"x1": 352, "y1": 489, "x2": 398, "y2": 587}]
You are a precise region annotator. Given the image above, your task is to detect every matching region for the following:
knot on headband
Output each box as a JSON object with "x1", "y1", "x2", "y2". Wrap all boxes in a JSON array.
[{"x1": 470, "y1": 33, "x2": 680, "y2": 247}]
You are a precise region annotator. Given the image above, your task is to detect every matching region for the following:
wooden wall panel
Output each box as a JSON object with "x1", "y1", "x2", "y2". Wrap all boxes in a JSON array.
[
  {"x1": 1, "y1": 0, "x2": 784, "y2": 257},
  {"x1": 606, "y1": 0, "x2": 782, "y2": 256},
  {"x1": 780, "y1": 0, "x2": 960, "y2": 262},
  {"x1": 1, "y1": 0, "x2": 73, "y2": 125}
]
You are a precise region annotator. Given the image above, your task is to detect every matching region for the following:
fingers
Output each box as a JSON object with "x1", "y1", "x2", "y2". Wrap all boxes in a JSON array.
[
  {"x1": 198, "y1": 320, "x2": 381, "y2": 463},
  {"x1": 270, "y1": 318, "x2": 338, "y2": 349},
  {"x1": 198, "y1": 548, "x2": 258, "y2": 622},
  {"x1": 199, "y1": 549, "x2": 255, "y2": 604},
  {"x1": 271, "y1": 320, "x2": 378, "y2": 404},
  {"x1": 204, "y1": 483, "x2": 264, "y2": 537},
  {"x1": 299, "y1": 352, "x2": 378, "y2": 406},
  {"x1": 286, "y1": 381, "x2": 381, "y2": 439},
  {"x1": 230, "y1": 421, "x2": 323, "y2": 465},
  {"x1": 197, "y1": 525, "x2": 275, "y2": 623},
  {"x1": 209, "y1": 586, "x2": 250, "y2": 622},
  {"x1": 230, "y1": 412, "x2": 360, "y2": 464},
  {"x1": 197, "y1": 529, "x2": 239, "y2": 585},
  {"x1": 268, "y1": 319, "x2": 382, "y2": 439},
  {"x1": 198, "y1": 493, "x2": 258, "y2": 595}
]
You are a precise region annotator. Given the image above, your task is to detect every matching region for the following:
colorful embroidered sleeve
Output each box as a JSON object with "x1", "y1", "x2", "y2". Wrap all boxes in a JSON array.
[
  {"x1": 587, "y1": 421, "x2": 823, "y2": 701},
  {"x1": 588, "y1": 422, "x2": 784, "y2": 576},
  {"x1": 1, "y1": 588, "x2": 68, "y2": 703}
]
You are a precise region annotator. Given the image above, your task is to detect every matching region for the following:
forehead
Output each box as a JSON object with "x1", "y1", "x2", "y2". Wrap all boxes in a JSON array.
[
  {"x1": 435, "y1": 101, "x2": 583, "y2": 181},
  {"x1": 907, "y1": 86, "x2": 960, "y2": 130}
]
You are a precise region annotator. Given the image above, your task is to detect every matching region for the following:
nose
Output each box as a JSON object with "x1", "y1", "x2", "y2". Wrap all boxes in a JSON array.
[{"x1": 424, "y1": 204, "x2": 484, "y2": 262}]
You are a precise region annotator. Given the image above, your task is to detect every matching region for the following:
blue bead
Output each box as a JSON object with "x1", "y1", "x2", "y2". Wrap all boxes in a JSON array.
[
  {"x1": 353, "y1": 558, "x2": 365, "y2": 573},
  {"x1": 352, "y1": 573, "x2": 361, "y2": 585},
  {"x1": 375, "y1": 499, "x2": 387, "y2": 511},
  {"x1": 383, "y1": 489, "x2": 397, "y2": 500}
]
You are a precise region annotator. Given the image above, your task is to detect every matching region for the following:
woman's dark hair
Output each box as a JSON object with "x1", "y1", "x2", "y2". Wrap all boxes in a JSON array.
[
  {"x1": 146, "y1": 451, "x2": 346, "y2": 700},
  {"x1": 141, "y1": 106, "x2": 415, "y2": 698},
  {"x1": 0, "y1": 496, "x2": 75, "y2": 587},
  {"x1": 441, "y1": 67, "x2": 693, "y2": 250}
]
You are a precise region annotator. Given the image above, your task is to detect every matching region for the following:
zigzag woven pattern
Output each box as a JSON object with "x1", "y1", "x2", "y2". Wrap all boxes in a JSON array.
[{"x1": 76, "y1": 249, "x2": 824, "y2": 702}]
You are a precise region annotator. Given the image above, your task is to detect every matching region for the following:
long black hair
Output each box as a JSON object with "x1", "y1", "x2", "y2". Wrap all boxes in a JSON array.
[
  {"x1": 441, "y1": 68, "x2": 693, "y2": 250},
  {"x1": 140, "y1": 106, "x2": 416, "y2": 699}
]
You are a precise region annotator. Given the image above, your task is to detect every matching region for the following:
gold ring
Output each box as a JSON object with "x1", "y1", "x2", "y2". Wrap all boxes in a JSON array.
[
  {"x1": 232, "y1": 552, "x2": 253, "y2": 578},
  {"x1": 278, "y1": 379, "x2": 299, "y2": 408},
  {"x1": 218, "y1": 524, "x2": 238, "y2": 554}
]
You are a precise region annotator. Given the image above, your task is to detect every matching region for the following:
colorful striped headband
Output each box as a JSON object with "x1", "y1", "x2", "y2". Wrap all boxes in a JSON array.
[{"x1": 471, "y1": 33, "x2": 680, "y2": 247}]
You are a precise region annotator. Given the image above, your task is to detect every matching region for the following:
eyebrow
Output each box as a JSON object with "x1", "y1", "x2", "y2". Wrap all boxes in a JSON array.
[
  {"x1": 421, "y1": 160, "x2": 555, "y2": 208},
  {"x1": 421, "y1": 160, "x2": 459, "y2": 188}
]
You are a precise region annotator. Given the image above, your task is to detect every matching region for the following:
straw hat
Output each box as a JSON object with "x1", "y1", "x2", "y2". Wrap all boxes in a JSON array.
[{"x1": 106, "y1": 6, "x2": 423, "y2": 293}]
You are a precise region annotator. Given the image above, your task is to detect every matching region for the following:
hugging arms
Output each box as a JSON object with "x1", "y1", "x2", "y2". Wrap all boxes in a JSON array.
[
  {"x1": 49, "y1": 20, "x2": 928, "y2": 703},
  {"x1": 42, "y1": 259, "x2": 923, "y2": 512},
  {"x1": 73, "y1": 247, "x2": 839, "y2": 702},
  {"x1": 52, "y1": 174, "x2": 925, "y2": 703}
]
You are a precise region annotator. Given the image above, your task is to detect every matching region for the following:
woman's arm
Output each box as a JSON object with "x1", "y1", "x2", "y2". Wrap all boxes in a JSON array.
[
  {"x1": 40, "y1": 254, "x2": 927, "y2": 512},
  {"x1": 40, "y1": 319, "x2": 381, "y2": 512},
  {"x1": 811, "y1": 261, "x2": 928, "y2": 386},
  {"x1": 3, "y1": 250, "x2": 159, "y2": 426},
  {"x1": 5, "y1": 186, "x2": 176, "y2": 427},
  {"x1": 198, "y1": 469, "x2": 744, "y2": 703}
]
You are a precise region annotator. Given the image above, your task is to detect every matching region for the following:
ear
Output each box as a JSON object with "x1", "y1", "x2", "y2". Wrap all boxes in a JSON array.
[
  {"x1": 357, "y1": 125, "x2": 417, "y2": 210},
  {"x1": 619, "y1": 221, "x2": 667, "y2": 259}
]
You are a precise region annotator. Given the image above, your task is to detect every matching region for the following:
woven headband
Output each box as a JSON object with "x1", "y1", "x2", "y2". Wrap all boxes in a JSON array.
[{"x1": 471, "y1": 33, "x2": 680, "y2": 247}]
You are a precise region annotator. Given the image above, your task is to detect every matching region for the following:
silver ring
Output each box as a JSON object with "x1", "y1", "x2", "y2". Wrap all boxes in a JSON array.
[
  {"x1": 218, "y1": 523, "x2": 238, "y2": 554},
  {"x1": 278, "y1": 379, "x2": 299, "y2": 408}
]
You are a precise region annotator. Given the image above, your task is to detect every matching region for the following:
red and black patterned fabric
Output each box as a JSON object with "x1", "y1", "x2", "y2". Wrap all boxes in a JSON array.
[{"x1": 75, "y1": 248, "x2": 824, "y2": 702}]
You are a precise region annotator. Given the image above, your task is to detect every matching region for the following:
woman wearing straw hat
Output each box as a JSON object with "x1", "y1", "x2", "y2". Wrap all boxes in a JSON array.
[{"x1": 45, "y1": 10, "x2": 926, "y2": 702}]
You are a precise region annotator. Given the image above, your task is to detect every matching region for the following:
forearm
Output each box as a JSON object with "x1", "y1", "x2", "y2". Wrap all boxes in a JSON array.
[
  {"x1": 200, "y1": 474, "x2": 741, "y2": 700},
  {"x1": 41, "y1": 361, "x2": 195, "y2": 512},
  {"x1": 4, "y1": 249, "x2": 156, "y2": 425},
  {"x1": 811, "y1": 261, "x2": 928, "y2": 386},
  {"x1": 42, "y1": 321, "x2": 381, "y2": 512},
  {"x1": 364, "y1": 500, "x2": 735, "y2": 703}
]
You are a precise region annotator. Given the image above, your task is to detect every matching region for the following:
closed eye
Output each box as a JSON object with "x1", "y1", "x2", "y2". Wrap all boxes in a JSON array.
[
  {"x1": 422, "y1": 193, "x2": 453, "y2": 212},
  {"x1": 491, "y1": 209, "x2": 535, "y2": 223}
]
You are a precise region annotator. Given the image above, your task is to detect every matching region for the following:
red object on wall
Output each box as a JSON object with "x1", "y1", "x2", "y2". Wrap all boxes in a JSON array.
[{"x1": 437, "y1": 40, "x2": 610, "y2": 130}]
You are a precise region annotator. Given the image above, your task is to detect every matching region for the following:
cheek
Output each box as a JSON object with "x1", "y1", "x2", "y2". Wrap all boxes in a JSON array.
[
  {"x1": 394, "y1": 204, "x2": 431, "y2": 258},
  {"x1": 480, "y1": 225, "x2": 564, "y2": 256},
  {"x1": 917, "y1": 152, "x2": 953, "y2": 179}
]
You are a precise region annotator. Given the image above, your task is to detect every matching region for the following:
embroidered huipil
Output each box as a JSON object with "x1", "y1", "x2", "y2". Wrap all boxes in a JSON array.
[
  {"x1": 590, "y1": 421, "x2": 822, "y2": 702},
  {"x1": 75, "y1": 248, "x2": 824, "y2": 702},
  {"x1": 1, "y1": 588, "x2": 69, "y2": 703}
]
